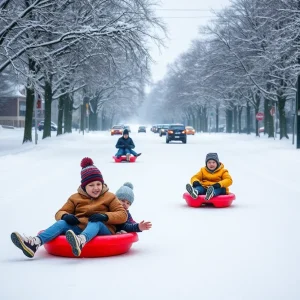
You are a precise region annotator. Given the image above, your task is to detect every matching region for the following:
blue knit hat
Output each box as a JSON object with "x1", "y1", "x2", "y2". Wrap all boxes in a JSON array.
[{"x1": 115, "y1": 182, "x2": 134, "y2": 204}]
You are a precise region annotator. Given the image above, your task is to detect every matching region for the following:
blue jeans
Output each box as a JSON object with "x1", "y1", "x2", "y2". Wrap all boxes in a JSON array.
[
  {"x1": 37, "y1": 220, "x2": 111, "y2": 244},
  {"x1": 115, "y1": 148, "x2": 138, "y2": 157},
  {"x1": 195, "y1": 186, "x2": 226, "y2": 196}
]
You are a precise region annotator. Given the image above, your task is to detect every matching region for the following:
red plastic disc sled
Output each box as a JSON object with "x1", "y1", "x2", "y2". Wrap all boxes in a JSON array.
[
  {"x1": 113, "y1": 155, "x2": 137, "y2": 163},
  {"x1": 42, "y1": 232, "x2": 139, "y2": 258},
  {"x1": 183, "y1": 192, "x2": 236, "y2": 208}
]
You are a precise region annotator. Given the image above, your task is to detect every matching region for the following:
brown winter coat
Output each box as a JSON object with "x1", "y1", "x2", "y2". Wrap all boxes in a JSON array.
[{"x1": 55, "y1": 184, "x2": 127, "y2": 234}]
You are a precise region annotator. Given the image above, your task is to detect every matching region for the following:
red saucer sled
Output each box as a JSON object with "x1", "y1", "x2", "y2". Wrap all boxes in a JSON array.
[
  {"x1": 41, "y1": 232, "x2": 139, "y2": 258},
  {"x1": 113, "y1": 155, "x2": 137, "y2": 163},
  {"x1": 183, "y1": 192, "x2": 236, "y2": 208}
]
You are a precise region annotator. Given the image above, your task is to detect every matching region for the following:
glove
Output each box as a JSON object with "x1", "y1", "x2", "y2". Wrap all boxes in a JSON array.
[
  {"x1": 212, "y1": 183, "x2": 221, "y2": 189},
  {"x1": 192, "y1": 181, "x2": 202, "y2": 188},
  {"x1": 89, "y1": 214, "x2": 108, "y2": 223},
  {"x1": 62, "y1": 214, "x2": 80, "y2": 225}
]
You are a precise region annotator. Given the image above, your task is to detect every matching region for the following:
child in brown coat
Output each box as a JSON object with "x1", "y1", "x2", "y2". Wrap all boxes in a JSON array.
[{"x1": 11, "y1": 157, "x2": 127, "y2": 258}]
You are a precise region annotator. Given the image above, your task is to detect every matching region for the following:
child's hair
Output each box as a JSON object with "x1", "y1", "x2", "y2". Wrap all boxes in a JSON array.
[{"x1": 115, "y1": 182, "x2": 134, "y2": 204}]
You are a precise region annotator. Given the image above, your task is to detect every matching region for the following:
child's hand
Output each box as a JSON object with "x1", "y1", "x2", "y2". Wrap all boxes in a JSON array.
[{"x1": 138, "y1": 220, "x2": 152, "y2": 231}]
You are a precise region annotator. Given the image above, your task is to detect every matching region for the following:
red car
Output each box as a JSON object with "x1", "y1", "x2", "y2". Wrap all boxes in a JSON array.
[{"x1": 111, "y1": 125, "x2": 124, "y2": 136}]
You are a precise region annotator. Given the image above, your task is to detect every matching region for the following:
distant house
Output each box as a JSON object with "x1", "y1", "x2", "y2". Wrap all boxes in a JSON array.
[{"x1": 0, "y1": 84, "x2": 26, "y2": 127}]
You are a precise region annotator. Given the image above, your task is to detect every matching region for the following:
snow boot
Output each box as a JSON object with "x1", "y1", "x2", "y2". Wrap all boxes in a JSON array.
[
  {"x1": 11, "y1": 232, "x2": 41, "y2": 258},
  {"x1": 186, "y1": 183, "x2": 198, "y2": 199},
  {"x1": 65, "y1": 230, "x2": 86, "y2": 257},
  {"x1": 205, "y1": 186, "x2": 215, "y2": 201}
]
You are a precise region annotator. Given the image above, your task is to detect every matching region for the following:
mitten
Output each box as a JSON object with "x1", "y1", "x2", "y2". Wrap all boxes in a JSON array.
[
  {"x1": 192, "y1": 181, "x2": 202, "y2": 188},
  {"x1": 62, "y1": 214, "x2": 80, "y2": 225},
  {"x1": 89, "y1": 214, "x2": 108, "y2": 222},
  {"x1": 212, "y1": 183, "x2": 221, "y2": 189}
]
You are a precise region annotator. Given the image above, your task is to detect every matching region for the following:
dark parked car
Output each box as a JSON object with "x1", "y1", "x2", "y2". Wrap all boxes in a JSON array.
[
  {"x1": 166, "y1": 124, "x2": 187, "y2": 143},
  {"x1": 138, "y1": 126, "x2": 146, "y2": 133},
  {"x1": 159, "y1": 124, "x2": 170, "y2": 136},
  {"x1": 152, "y1": 124, "x2": 162, "y2": 133},
  {"x1": 38, "y1": 121, "x2": 57, "y2": 131},
  {"x1": 124, "y1": 125, "x2": 131, "y2": 133}
]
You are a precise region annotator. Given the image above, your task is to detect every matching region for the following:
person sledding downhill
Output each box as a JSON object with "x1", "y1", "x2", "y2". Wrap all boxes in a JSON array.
[
  {"x1": 10, "y1": 157, "x2": 127, "y2": 258},
  {"x1": 186, "y1": 153, "x2": 233, "y2": 201},
  {"x1": 115, "y1": 129, "x2": 141, "y2": 161}
]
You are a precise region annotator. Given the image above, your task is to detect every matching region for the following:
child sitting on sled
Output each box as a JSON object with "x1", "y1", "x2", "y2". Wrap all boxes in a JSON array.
[
  {"x1": 115, "y1": 129, "x2": 141, "y2": 161},
  {"x1": 186, "y1": 153, "x2": 233, "y2": 201},
  {"x1": 115, "y1": 182, "x2": 152, "y2": 233},
  {"x1": 10, "y1": 157, "x2": 127, "y2": 258}
]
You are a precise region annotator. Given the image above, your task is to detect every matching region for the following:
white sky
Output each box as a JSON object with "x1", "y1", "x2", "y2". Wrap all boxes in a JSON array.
[
  {"x1": 1, "y1": 126, "x2": 300, "y2": 300},
  {"x1": 149, "y1": 0, "x2": 231, "y2": 83}
]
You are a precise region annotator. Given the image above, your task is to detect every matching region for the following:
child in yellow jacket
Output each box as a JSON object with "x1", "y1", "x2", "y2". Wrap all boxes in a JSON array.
[{"x1": 186, "y1": 153, "x2": 233, "y2": 200}]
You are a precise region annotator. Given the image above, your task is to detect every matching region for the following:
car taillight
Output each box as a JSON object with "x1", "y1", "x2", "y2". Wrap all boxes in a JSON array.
[{"x1": 168, "y1": 130, "x2": 173, "y2": 134}]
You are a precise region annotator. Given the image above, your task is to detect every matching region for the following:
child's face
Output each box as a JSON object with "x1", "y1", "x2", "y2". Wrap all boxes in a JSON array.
[
  {"x1": 207, "y1": 160, "x2": 218, "y2": 170},
  {"x1": 85, "y1": 181, "x2": 103, "y2": 198},
  {"x1": 123, "y1": 134, "x2": 129, "y2": 139},
  {"x1": 120, "y1": 199, "x2": 131, "y2": 210}
]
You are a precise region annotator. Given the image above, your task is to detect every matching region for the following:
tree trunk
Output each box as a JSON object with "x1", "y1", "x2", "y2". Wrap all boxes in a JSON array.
[
  {"x1": 64, "y1": 93, "x2": 72, "y2": 133},
  {"x1": 57, "y1": 94, "x2": 64, "y2": 136},
  {"x1": 278, "y1": 94, "x2": 289, "y2": 139},
  {"x1": 233, "y1": 105, "x2": 238, "y2": 133},
  {"x1": 22, "y1": 58, "x2": 36, "y2": 143},
  {"x1": 226, "y1": 108, "x2": 233, "y2": 133},
  {"x1": 238, "y1": 106, "x2": 243, "y2": 133},
  {"x1": 246, "y1": 101, "x2": 251, "y2": 134},
  {"x1": 202, "y1": 106, "x2": 208, "y2": 132},
  {"x1": 254, "y1": 92, "x2": 261, "y2": 137},
  {"x1": 80, "y1": 104, "x2": 85, "y2": 134},
  {"x1": 215, "y1": 104, "x2": 219, "y2": 133},
  {"x1": 42, "y1": 79, "x2": 53, "y2": 139},
  {"x1": 89, "y1": 111, "x2": 97, "y2": 130},
  {"x1": 197, "y1": 107, "x2": 201, "y2": 132},
  {"x1": 23, "y1": 86, "x2": 35, "y2": 143}
]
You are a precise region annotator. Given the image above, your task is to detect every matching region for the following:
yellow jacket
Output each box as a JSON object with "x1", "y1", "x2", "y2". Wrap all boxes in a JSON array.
[{"x1": 190, "y1": 163, "x2": 233, "y2": 194}]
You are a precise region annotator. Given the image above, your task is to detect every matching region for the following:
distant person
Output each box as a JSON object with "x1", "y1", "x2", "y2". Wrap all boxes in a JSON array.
[
  {"x1": 185, "y1": 153, "x2": 233, "y2": 200},
  {"x1": 10, "y1": 157, "x2": 127, "y2": 258},
  {"x1": 115, "y1": 182, "x2": 152, "y2": 233},
  {"x1": 115, "y1": 129, "x2": 141, "y2": 161}
]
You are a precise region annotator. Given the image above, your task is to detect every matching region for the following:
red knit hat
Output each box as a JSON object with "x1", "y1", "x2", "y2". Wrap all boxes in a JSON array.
[{"x1": 80, "y1": 157, "x2": 104, "y2": 188}]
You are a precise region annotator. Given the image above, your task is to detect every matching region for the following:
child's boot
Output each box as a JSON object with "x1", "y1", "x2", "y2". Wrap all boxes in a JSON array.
[
  {"x1": 11, "y1": 232, "x2": 41, "y2": 258},
  {"x1": 186, "y1": 183, "x2": 198, "y2": 199},
  {"x1": 65, "y1": 230, "x2": 86, "y2": 257},
  {"x1": 205, "y1": 186, "x2": 215, "y2": 201}
]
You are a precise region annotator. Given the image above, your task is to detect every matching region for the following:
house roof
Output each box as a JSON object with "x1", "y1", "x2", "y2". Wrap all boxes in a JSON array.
[{"x1": 0, "y1": 82, "x2": 26, "y2": 98}]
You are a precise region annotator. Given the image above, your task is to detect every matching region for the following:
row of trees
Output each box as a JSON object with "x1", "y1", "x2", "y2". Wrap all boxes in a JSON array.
[
  {"x1": 146, "y1": 0, "x2": 299, "y2": 139},
  {"x1": 0, "y1": 0, "x2": 164, "y2": 142}
]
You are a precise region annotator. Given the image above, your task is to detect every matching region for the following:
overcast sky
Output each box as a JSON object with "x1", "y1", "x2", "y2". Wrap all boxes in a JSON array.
[{"x1": 149, "y1": 0, "x2": 231, "y2": 84}]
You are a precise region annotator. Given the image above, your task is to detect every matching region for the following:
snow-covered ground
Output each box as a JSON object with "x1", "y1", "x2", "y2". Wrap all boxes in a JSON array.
[{"x1": 0, "y1": 127, "x2": 299, "y2": 300}]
